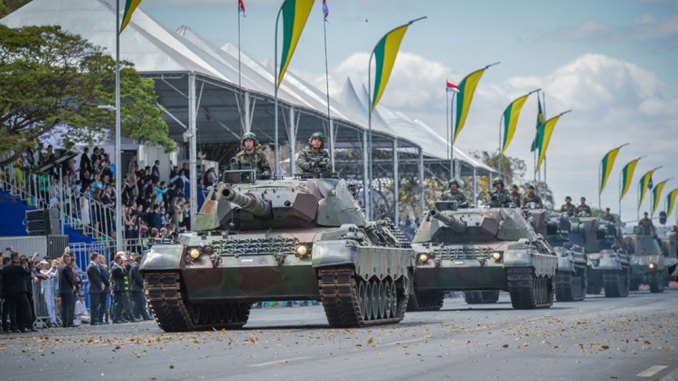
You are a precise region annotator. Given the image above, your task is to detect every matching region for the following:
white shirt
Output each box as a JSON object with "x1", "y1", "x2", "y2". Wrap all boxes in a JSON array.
[{"x1": 75, "y1": 300, "x2": 88, "y2": 317}]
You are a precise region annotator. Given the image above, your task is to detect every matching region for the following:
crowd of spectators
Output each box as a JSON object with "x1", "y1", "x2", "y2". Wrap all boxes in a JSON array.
[{"x1": 0, "y1": 246, "x2": 151, "y2": 333}]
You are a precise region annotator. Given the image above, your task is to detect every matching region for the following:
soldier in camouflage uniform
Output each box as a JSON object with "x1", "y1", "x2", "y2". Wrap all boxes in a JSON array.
[
  {"x1": 510, "y1": 185, "x2": 521, "y2": 208},
  {"x1": 560, "y1": 196, "x2": 575, "y2": 216},
  {"x1": 575, "y1": 196, "x2": 592, "y2": 217},
  {"x1": 441, "y1": 179, "x2": 469, "y2": 208},
  {"x1": 297, "y1": 132, "x2": 331, "y2": 175},
  {"x1": 234, "y1": 132, "x2": 271, "y2": 178},
  {"x1": 638, "y1": 212, "x2": 656, "y2": 235},
  {"x1": 521, "y1": 185, "x2": 544, "y2": 209},
  {"x1": 602, "y1": 208, "x2": 616, "y2": 223},
  {"x1": 489, "y1": 178, "x2": 512, "y2": 207}
]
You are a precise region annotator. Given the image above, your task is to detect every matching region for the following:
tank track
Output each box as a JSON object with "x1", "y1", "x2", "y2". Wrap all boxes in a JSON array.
[
  {"x1": 463, "y1": 290, "x2": 500, "y2": 304},
  {"x1": 603, "y1": 269, "x2": 630, "y2": 297},
  {"x1": 648, "y1": 271, "x2": 665, "y2": 293},
  {"x1": 406, "y1": 290, "x2": 445, "y2": 311},
  {"x1": 556, "y1": 269, "x2": 586, "y2": 302},
  {"x1": 318, "y1": 267, "x2": 408, "y2": 328},
  {"x1": 506, "y1": 267, "x2": 554, "y2": 309},
  {"x1": 144, "y1": 271, "x2": 251, "y2": 332}
]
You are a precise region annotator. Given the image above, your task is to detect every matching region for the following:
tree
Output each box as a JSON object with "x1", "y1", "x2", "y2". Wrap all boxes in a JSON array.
[
  {"x1": 472, "y1": 150, "x2": 527, "y2": 186},
  {"x1": 0, "y1": 0, "x2": 30, "y2": 18},
  {"x1": 0, "y1": 25, "x2": 174, "y2": 165}
]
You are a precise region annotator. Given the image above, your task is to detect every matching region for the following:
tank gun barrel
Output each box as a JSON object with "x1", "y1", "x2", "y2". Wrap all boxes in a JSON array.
[
  {"x1": 430, "y1": 209, "x2": 466, "y2": 233},
  {"x1": 222, "y1": 186, "x2": 272, "y2": 217}
]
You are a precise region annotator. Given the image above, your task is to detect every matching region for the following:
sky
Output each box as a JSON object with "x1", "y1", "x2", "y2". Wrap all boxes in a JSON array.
[{"x1": 139, "y1": 0, "x2": 678, "y2": 223}]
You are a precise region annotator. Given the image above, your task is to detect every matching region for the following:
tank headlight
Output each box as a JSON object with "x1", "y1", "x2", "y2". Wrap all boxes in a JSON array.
[
  {"x1": 296, "y1": 245, "x2": 308, "y2": 257},
  {"x1": 491, "y1": 252, "x2": 502, "y2": 262},
  {"x1": 418, "y1": 253, "x2": 429, "y2": 263},
  {"x1": 648, "y1": 262, "x2": 656, "y2": 270},
  {"x1": 189, "y1": 248, "x2": 201, "y2": 260}
]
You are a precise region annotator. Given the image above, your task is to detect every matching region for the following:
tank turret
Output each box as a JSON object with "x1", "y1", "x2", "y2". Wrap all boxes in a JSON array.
[
  {"x1": 429, "y1": 209, "x2": 466, "y2": 233},
  {"x1": 221, "y1": 186, "x2": 272, "y2": 217}
]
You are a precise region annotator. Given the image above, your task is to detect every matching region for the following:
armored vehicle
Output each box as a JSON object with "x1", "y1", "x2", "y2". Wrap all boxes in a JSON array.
[
  {"x1": 139, "y1": 173, "x2": 414, "y2": 331},
  {"x1": 562, "y1": 216, "x2": 629, "y2": 297},
  {"x1": 407, "y1": 202, "x2": 557, "y2": 311},
  {"x1": 626, "y1": 227, "x2": 671, "y2": 293},
  {"x1": 540, "y1": 212, "x2": 588, "y2": 301}
]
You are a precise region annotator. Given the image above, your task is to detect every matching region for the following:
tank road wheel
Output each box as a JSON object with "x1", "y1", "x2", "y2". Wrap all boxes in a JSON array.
[
  {"x1": 318, "y1": 267, "x2": 407, "y2": 328},
  {"x1": 604, "y1": 269, "x2": 630, "y2": 297},
  {"x1": 507, "y1": 268, "x2": 554, "y2": 309},
  {"x1": 464, "y1": 290, "x2": 499, "y2": 304},
  {"x1": 144, "y1": 271, "x2": 251, "y2": 332},
  {"x1": 649, "y1": 271, "x2": 665, "y2": 293}
]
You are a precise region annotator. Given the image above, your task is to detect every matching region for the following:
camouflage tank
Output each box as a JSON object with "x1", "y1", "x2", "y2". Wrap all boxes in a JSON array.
[
  {"x1": 665, "y1": 226, "x2": 678, "y2": 281},
  {"x1": 407, "y1": 202, "x2": 557, "y2": 311},
  {"x1": 540, "y1": 212, "x2": 588, "y2": 301},
  {"x1": 564, "y1": 216, "x2": 630, "y2": 297},
  {"x1": 626, "y1": 227, "x2": 671, "y2": 293},
  {"x1": 139, "y1": 173, "x2": 414, "y2": 331}
]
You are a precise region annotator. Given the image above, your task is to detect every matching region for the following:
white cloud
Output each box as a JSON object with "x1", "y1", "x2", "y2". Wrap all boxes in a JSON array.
[{"x1": 313, "y1": 51, "x2": 678, "y2": 220}]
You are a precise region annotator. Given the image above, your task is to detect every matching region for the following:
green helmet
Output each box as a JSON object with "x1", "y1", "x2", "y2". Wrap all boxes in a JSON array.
[
  {"x1": 493, "y1": 178, "x2": 504, "y2": 186},
  {"x1": 241, "y1": 132, "x2": 258, "y2": 145},
  {"x1": 448, "y1": 179, "x2": 459, "y2": 187},
  {"x1": 311, "y1": 132, "x2": 325, "y2": 142}
]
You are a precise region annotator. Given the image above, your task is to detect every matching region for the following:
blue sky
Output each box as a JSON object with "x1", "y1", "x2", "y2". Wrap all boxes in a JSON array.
[{"x1": 141, "y1": 0, "x2": 678, "y2": 222}]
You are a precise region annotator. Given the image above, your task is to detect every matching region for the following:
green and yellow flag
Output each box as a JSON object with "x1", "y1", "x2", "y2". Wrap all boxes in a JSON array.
[
  {"x1": 599, "y1": 144, "x2": 626, "y2": 194},
  {"x1": 619, "y1": 157, "x2": 642, "y2": 200},
  {"x1": 119, "y1": 0, "x2": 142, "y2": 34},
  {"x1": 454, "y1": 62, "x2": 499, "y2": 141},
  {"x1": 638, "y1": 168, "x2": 658, "y2": 210},
  {"x1": 277, "y1": 0, "x2": 315, "y2": 88},
  {"x1": 530, "y1": 97, "x2": 545, "y2": 152},
  {"x1": 651, "y1": 179, "x2": 670, "y2": 216},
  {"x1": 371, "y1": 17, "x2": 425, "y2": 110},
  {"x1": 535, "y1": 111, "x2": 569, "y2": 172},
  {"x1": 501, "y1": 90, "x2": 538, "y2": 154},
  {"x1": 666, "y1": 188, "x2": 678, "y2": 217}
]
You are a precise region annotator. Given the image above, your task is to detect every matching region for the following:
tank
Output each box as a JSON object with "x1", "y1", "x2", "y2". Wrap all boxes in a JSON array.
[
  {"x1": 541, "y1": 212, "x2": 588, "y2": 301},
  {"x1": 139, "y1": 175, "x2": 415, "y2": 331},
  {"x1": 563, "y1": 216, "x2": 630, "y2": 297},
  {"x1": 666, "y1": 227, "x2": 678, "y2": 281},
  {"x1": 407, "y1": 202, "x2": 557, "y2": 311},
  {"x1": 626, "y1": 226, "x2": 671, "y2": 293}
]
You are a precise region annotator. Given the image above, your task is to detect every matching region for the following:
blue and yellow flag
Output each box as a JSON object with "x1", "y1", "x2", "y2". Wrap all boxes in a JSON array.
[
  {"x1": 371, "y1": 17, "x2": 425, "y2": 110},
  {"x1": 278, "y1": 0, "x2": 315, "y2": 88},
  {"x1": 119, "y1": 0, "x2": 142, "y2": 34}
]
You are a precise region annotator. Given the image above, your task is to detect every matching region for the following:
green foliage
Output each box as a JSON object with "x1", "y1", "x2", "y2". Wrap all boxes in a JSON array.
[
  {"x1": 0, "y1": 0, "x2": 30, "y2": 18},
  {"x1": 472, "y1": 150, "x2": 527, "y2": 186},
  {"x1": 0, "y1": 25, "x2": 174, "y2": 164}
]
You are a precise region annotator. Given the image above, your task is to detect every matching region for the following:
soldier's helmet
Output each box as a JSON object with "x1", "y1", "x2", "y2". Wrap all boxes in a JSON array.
[
  {"x1": 493, "y1": 178, "x2": 504, "y2": 187},
  {"x1": 309, "y1": 132, "x2": 326, "y2": 148},
  {"x1": 241, "y1": 132, "x2": 258, "y2": 146},
  {"x1": 448, "y1": 179, "x2": 460, "y2": 187}
]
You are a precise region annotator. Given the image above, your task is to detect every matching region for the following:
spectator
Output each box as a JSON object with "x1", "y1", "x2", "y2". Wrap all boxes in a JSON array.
[
  {"x1": 3, "y1": 251, "x2": 33, "y2": 332},
  {"x1": 151, "y1": 160, "x2": 160, "y2": 183},
  {"x1": 110, "y1": 254, "x2": 126, "y2": 324},
  {"x1": 74, "y1": 294, "x2": 90, "y2": 324},
  {"x1": 38, "y1": 259, "x2": 58, "y2": 328},
  {"x1": 97, "y1": 254, "x2": 110, "y2": 324},
  {"x1": 1, "y1": 256, "x2": 9, "y2": 332},
  {"x1": 58, "y1": 252, "x2": 77, "y2": 328}
]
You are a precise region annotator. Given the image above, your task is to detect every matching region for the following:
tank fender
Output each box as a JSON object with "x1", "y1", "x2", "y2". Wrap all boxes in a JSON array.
[
  {"x1": 312, "y1": 240, "x2": 357, "y2": 268},
  {"x1": 139, "y1": 244, "x2": 183, "y2": 272},
  {"x1": 504, "y1": 249, "x2": 557, "y2": 277}
]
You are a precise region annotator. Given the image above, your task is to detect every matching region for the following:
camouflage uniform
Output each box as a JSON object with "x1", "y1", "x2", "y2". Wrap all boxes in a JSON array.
[
  {"x1": 441, "y1": 189, "x2": 469, "y2": 207},
  {"x1": 510, "y1": 190, "x2": 521, "y2": 207},
  {"x1": 602, "y1": 213, "x2": 615, "y2": 222},
  {"x1": 560, "y1": 203, "x2": 575, "y2": 216},
  {"x1": 638, "y1": 217, "x2": 656, "y2": 235},
  {"x1": 489, "y1": 188, "x2": 512, "y2": 207},
  {"x1": 297, "y1": 146, "x2": 330, "y2": 174},
  {"x1": 575, "y1": 203, "x2": 592, "y2": 217},
  {"x1": 521, "y1": 193, "x2": 544, "y2": 209},
  {"x1": 234, "y1": 149, "x2": 271, "y2": 177}
]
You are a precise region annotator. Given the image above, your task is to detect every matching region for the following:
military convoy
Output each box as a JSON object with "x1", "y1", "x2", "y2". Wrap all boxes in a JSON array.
[
  {"x1": 407, "y1": 202, "x2": 557, "y2": 311},
  {"x1": 541, "y1": 213, "x2": 588, "y2": 301},
  {"x1": 139, "y1": 171, "x2": 415, "y2": 331}
]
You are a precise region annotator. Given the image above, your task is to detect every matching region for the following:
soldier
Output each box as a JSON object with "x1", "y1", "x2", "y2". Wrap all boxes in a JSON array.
[
  {"x1": 575, "y1": 196, "x2": 592, "y2": 217},
  {"x1": 234, "y1": 132, "x2": 271, "y2": 179},
  {"x1": 510, "y1": 185, "x2": 521, "y2": 208},
  {"x1": 521, "y1": 185, "x2": 544, "y2": 209},
  {"x1": 560, "y1": 196, "x2": 575, "y2": 216},
  {"x1": 441, "y1": 179, "x2": 468, "y2": 208},
  {"x1": 489, "y1": 178, "x2": 511, "y2": 207},
  {"x1": 638, "y1": 212, "x2": 656, "y2": 235},
  {"x1": 602, "y1": 207, "x2": 615, "y2": 222},
  {"x1": 296, "y1": 132, "x2": 331, "y2": 175}
]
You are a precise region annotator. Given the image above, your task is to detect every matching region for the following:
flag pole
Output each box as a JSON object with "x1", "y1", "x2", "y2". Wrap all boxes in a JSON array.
[
  {"x1": 618, "y1": 166, "x2": 622, "y2": 221},
  {"x1": 450, "y1": 91, "x2": 455, "y2": 179},
  {"x1": 322, "y1": 6, "x2": 333, "y2": 171},
  {"x1": 114, "y1": 0, "x2": 123, "y2": 253},
  {"x1": 367, "y1": 50, "x2": 373, "y2": 220},
  {"x1": 273, "y1": 5, "x2": 284, "y2": 178},
  {"x1": 446, "y1": 85, "x2": 450, "y2": 162},
  {"x1": 541, "y1": 92, "x2": 547, "y2": 184},
  {"x1": 238, "y1": 0, "x2": 242, "y2": 89},
  {"x1": 498, "y1": 113, "x2": 503, "y2": 179},
  {"x1": 598, "y1": 159, "x2": 602, "y2": 213}
]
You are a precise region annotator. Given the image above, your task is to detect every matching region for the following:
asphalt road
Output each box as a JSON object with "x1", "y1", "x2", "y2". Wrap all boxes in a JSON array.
[{"x1": 1, "y1": 287, "x2": 676, "y2": 381}]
